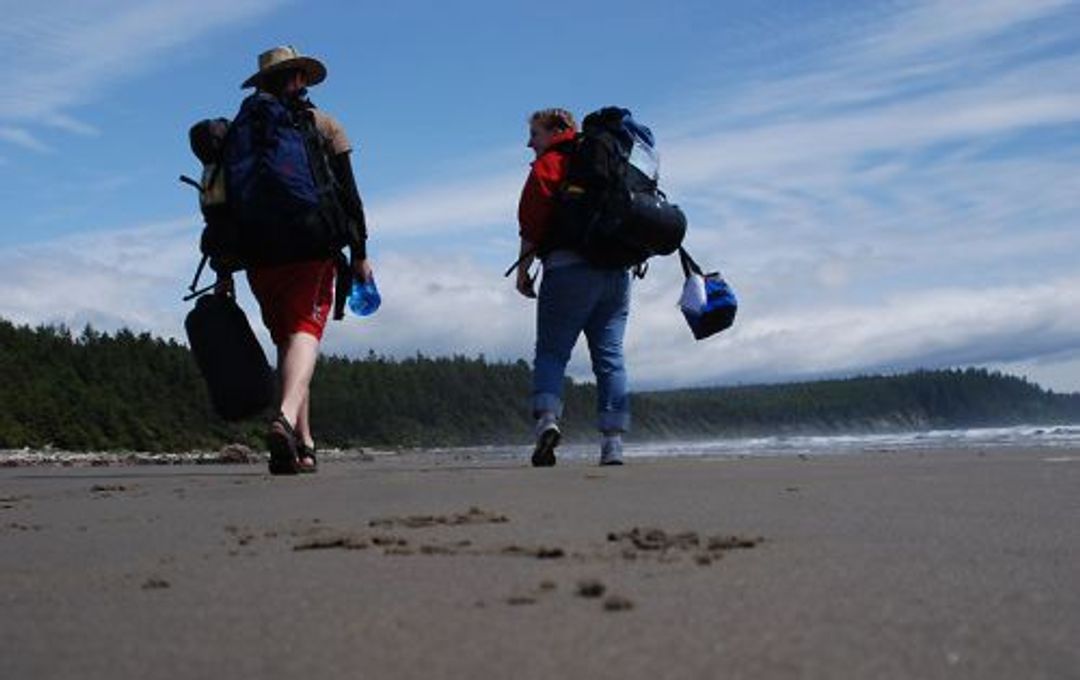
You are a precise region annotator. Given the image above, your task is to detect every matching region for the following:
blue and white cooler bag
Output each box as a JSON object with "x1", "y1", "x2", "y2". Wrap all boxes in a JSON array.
[{"x1": 678, "y1": 247, "x2": 737, "y2": 340}]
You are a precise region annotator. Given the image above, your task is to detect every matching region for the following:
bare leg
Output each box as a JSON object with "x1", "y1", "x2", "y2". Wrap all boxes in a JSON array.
[
  {"x1": 296, "y1": 391, "x2": 315, "y2": 449},
  {"x1": 277, "y1": 332, "x2": 320, "y2": 430}
]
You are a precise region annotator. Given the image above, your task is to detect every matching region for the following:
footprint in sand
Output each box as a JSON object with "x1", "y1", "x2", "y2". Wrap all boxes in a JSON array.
[{"x1": 368, "y1": 506, "x2": 509, "y2": 530}]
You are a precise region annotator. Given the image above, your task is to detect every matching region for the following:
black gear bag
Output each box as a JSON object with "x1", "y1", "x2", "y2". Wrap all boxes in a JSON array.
[{"x1": 184, "y1": 292, "x2": 275, "y2": 421}]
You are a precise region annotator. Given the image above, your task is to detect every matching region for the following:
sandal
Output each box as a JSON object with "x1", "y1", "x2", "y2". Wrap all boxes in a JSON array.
[
  {"x1": 297, "y1": 443, "x2": 318, "y2": 474},
  {"x1": 267, "y1": 413, "x2": 299, "y2": 475}
]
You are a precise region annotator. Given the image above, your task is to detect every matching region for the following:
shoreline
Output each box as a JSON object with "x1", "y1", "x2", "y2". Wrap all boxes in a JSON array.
[{"x1": 3, "y1": 421, "x2": 1080, "y2": 468}]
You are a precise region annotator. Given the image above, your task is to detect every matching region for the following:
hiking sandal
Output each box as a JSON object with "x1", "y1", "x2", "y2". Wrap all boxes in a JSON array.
[
  {"x1": 297, "y1": 443, "x2": 318, "y2": 474},
  {"x1": 267, "y1": 413, "x2": 300, "y2": 475}
]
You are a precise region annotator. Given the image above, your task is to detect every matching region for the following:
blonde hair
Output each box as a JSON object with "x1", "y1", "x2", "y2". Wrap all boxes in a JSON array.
[{"x1": 529, "y1": 108, "x2": 577, "y2": 133}]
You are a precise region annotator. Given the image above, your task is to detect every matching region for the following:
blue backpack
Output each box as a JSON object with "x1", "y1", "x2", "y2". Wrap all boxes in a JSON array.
[{"x1": 221, "y1": 93, "x2": 347, "y2": 264}]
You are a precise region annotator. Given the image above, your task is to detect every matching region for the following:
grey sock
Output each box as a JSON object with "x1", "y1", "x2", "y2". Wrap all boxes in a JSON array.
[
  {"x1": 535, "y1": 412, "x2": 559, "y2": 438},
  {"x1": 600, "y1": 434, "x2": 624, "y2": 465}
]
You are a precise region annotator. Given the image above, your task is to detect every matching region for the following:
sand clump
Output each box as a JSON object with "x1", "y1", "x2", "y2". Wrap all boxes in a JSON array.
[
  {"x1": 368, "y1": 506, "x2": 508, "y2": 530},
  {"x1": 607, "y1": 527, "x2": 762, "y2": 564},
  {"x1": 293, "y1": 534, "x2": 371, "y2": 551},
  {"x1": 576, "y1": 580, "x2": 606, "y2": 598}
]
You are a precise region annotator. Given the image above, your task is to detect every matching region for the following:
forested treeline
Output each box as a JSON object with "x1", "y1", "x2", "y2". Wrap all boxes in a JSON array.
[
  {"x1": 632, "y1": 370, "x2": 1080, "y2": 437},
  {"x1": 1, "y1": 319, "x2": 1077, "y2": 451}
]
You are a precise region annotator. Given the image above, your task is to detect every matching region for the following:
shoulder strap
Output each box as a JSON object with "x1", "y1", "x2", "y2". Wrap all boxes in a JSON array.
[
  {"x1": 678, "y1": 247, "x2": 703, "y2": 279},
  {"x1": 183, "y1": 254, "x2": 215, "y2": 301},
  {"x1": 295, "y1": 107, "x2": 339, "y2": 195},
  {"x1": 332, "y1": 252, "x2": 350, "y2": 321},
  {"x1": 503, "y1": 246, "x2": 537, "y2": 278},
  {"x1": 550, "y1": 137, "x2": 578, "y2": 156}
]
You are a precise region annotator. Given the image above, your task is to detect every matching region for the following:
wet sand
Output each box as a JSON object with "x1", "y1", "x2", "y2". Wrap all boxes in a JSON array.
[{"x1": 1, "y1": 448, "x2": 1078, "y2": 679}]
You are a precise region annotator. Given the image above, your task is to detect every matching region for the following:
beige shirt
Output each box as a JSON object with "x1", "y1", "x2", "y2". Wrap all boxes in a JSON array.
[{"x1": 311, "y1": 109, "x2": 351, "y2": 156}]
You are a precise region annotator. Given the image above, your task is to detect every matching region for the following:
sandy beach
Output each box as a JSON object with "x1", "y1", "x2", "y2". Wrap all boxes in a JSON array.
[{"x1": 1, "y1": 448, "x2": 1077, "y2": 679}]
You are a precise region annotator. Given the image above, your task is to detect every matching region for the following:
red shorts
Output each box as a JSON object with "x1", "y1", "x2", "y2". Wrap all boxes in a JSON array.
[{"x1": 247, "y1": 258, "x2": 336, "y2": 346}]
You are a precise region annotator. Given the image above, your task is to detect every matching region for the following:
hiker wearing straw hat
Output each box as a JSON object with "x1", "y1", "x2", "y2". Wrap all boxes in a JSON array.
[{"x1": 215, "y1": 45, "x2": 374, "y2": 475}]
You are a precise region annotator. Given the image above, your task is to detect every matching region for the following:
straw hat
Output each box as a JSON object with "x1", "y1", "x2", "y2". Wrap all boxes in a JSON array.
[{"x1": 241, "y1": 45, "x2": 327, "y2": 89}]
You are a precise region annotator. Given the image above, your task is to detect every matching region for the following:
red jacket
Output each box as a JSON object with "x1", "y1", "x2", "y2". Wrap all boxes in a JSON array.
[{"x1": 517, "y1": 129, "x2": 577, "y2": 244}]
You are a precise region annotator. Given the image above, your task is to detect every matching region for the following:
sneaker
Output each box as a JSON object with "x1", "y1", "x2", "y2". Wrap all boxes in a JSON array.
[
  {"x1": 531, "y1": 422, "x2": 561, "y2": 467},
  {"x1": 599, "y1": 436, "x2": 624, "y2": 466}
]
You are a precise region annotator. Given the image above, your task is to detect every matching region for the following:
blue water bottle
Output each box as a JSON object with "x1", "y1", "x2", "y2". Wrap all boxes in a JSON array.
[{"x1": 348, "y1": 276, "x2": 381, "y2": 317}]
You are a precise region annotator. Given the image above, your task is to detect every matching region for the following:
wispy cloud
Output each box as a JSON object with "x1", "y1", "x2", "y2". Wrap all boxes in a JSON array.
[
  {"x1": 0, "y1": 218, "x2": 200, "y2": 334},
  {"x1": 863, "y1": 0, "x2": 1074, "y2": 60},
  {"x1": 3, "y1": 219, "x2": 1079, "y2": 393},
  {"x1": 0, "y1": 0, "x2": 287, "y2": 151},
  {"x1": 0, "y1": 127, "x2": 52, "y2": 153},
  {"x1": 369, "y1": 173, "x2": 522, "y2": 237}
]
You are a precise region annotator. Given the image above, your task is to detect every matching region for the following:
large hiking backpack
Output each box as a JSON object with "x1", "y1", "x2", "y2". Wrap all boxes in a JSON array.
[
  {"x1": 182, "y1": 94, "x2": 350, "y2": 271},
  {"x1": 180, "y1": 95, "x2": 352, "y2": 314},
  {"x1": 545, "y1": 107, "x2": 687, "y2": 269},
  {"x1": 221, "y1": 93, "x2": 350, "y2": 265}
]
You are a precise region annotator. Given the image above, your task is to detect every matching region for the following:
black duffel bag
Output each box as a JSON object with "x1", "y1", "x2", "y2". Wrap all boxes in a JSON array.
[{"x1": 184, "y1": 293, "x2": 275, "y2": 421}]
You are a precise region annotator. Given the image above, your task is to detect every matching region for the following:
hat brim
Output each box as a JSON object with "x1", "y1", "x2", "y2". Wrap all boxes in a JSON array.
[{"x1": 241, "y1": 56, "x2": 327, "y2": 89}]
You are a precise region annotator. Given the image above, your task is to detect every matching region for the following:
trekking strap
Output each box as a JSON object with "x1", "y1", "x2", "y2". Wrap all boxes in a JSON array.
[
  {"x1": 503, "y1": 246, "x2": 537, "y2": 278},
  {"x1": 678, "y1": 247, "x2": 703, "y2": 279},
  {"x1": 183, "y1": 254, "x2": 215, "y2": 301},
  {"x1": 332, "y1": 252, "x2": 350, "y2": 321},
  {"x1": 179, "y1": 175, "x2": 202, "y2": 192}
]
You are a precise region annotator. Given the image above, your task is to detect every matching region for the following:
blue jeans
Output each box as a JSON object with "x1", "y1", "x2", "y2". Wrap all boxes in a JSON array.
[{"x1": 532, "y1": 263, "x2": 631, "y2": 433}]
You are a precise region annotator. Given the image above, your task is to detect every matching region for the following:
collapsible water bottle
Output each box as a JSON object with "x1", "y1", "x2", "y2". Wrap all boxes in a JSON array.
[
  {"x1": 348, "y1": 276, "x2": 381, "y2": 317},
  {"x1": 628, "y1": 136, "x2": 659, "y2": 181}
]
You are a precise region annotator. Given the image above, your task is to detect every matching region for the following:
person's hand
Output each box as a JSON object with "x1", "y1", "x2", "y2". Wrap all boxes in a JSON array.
[
  {"x1": 516, "y1": 267, "x2": 536, "y2": 299},
  {"x1": 353, "y1": 258, "x2": 373, "y2": 283},
  {"x1": 213, "y1": 273, "x2": 234, "y2": 297}
]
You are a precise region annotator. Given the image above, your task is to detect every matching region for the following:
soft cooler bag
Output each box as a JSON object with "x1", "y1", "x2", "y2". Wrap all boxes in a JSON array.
[{"x1": 678, "y1": 247, "x2": 737, "y2": 340}]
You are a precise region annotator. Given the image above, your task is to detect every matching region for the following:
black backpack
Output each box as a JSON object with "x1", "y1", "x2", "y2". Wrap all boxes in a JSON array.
[{"x1": 545, "y1": 107, "x2": 687, "y2": 269}]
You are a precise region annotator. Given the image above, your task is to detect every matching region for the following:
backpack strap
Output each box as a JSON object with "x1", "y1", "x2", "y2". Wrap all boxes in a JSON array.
[
  {"x1": 183, "y1": 254, "x2": 216, "y2": 301},
  {"x1": 179, "y1": 175, "x2": 202, "y2": 192},
  {"x1": 678, "y1": 247, "x2": 703, "y2": 279},
  {"x1": 503, "y1": 246, "x2": 537, "y2": 278},
  {"x1": 332, "y1": 252, "x2": 350, "y2": 321},
  {"x1": 550, "y1": 137, "x2": 578, "y2": 155}
]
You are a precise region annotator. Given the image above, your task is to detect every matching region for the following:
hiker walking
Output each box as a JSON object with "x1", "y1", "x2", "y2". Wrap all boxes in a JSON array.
[
  {"x1": 215, "y1": 46, "x2": 372, "y2": 474},
  {"x1": 514, "y1": 108, "x2": 631, "y2": 467}
]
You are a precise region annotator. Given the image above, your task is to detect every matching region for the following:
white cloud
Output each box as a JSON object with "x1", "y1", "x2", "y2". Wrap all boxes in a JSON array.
[
  {"x1": 369, "y1": 172, "x2": 522, "y2": 236},
  {"x1": 623, "y1": 273, "x2": 1080, "y2": 388},
  {"x1": 0, "y1": 218, "x2": 200, "y2": 334},
  {"x1": 0, "y1": 0, "x2": 287, "y2": 149},
  {"x1": 43, "y1": 113, "x2": 100, "y2": 137},
  {"x1": 863, "y1": 0, "x2": 1074, "y2": 60},
  {"x1": 3, "y1": 220, "x2": 1079, "y2": 394},
  {"x1": 0, "y1": 126, "x2": 52, "y2": 153}
]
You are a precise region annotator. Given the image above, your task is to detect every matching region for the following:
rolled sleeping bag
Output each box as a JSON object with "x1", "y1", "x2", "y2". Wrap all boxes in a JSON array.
[{"x1": 625, "y1": 190, "x2": 687, "y2": 256}]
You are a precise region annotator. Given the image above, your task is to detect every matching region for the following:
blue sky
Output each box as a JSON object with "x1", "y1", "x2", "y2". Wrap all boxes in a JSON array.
[{"x1": 1, "y1": 0, "x2": 1079, "y2": 393}]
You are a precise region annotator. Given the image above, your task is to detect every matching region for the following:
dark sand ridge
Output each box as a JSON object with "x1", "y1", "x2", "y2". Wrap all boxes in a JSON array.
[{"x1": 1, "y1": 448, "x2": 1078, "y2": 679}]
